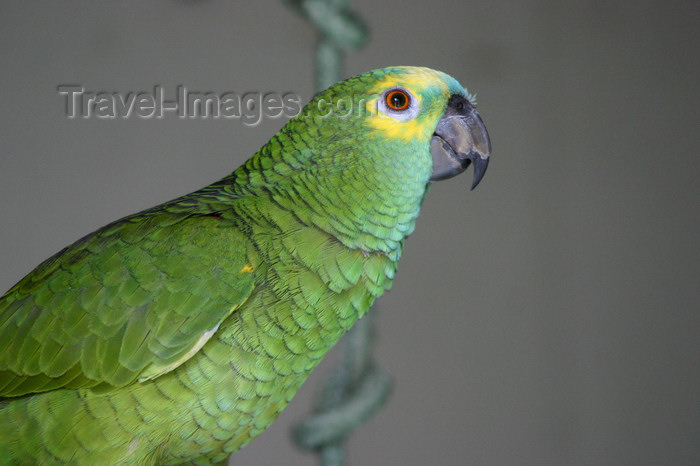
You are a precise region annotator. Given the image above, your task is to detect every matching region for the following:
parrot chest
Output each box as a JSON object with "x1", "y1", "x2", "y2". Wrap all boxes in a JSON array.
[{"x1": 149, "y1": 235, "x2": 397, "y2": 461}]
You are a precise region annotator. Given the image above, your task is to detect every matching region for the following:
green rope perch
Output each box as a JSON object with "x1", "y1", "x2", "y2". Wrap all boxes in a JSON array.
[
  {"x1": 284, "y1": 1, "x2": 393, "y2": 464},
  {"x1": 286, "y1": 0, "x2": 368, "y2": 90}
]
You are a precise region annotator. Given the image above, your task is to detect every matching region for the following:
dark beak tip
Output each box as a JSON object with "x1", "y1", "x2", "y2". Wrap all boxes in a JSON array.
[{"x1": 469, "y1": 154, "x2": 489, "y2": 190}]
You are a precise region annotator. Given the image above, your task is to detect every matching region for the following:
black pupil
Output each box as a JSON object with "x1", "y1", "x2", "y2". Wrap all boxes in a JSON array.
[{"x1": 390, "y1": 92, "x2": 407, "y2": 109}]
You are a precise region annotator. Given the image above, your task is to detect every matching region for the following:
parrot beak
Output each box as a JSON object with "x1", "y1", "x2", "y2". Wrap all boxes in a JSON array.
[{"x1": 429, "y1": 108, "x2": 491, "y2": 189}]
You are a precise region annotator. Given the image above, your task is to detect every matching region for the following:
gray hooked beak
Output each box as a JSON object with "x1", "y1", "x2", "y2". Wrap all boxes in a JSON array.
[{"x1": 430, "y1": 109, "x2": 491, "y2": 189}]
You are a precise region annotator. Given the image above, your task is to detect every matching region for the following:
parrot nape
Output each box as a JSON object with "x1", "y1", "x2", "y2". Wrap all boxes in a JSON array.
[{"x1": 0, "y1": 66, "x2": 490, "y2": 464}]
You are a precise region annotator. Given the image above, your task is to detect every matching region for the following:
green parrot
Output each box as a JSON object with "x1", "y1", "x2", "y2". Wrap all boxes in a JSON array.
[{"x1": 0, "y1": 66, "x2": 490, "y2": 464}]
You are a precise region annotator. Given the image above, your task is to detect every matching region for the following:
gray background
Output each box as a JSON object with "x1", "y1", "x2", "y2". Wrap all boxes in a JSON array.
[{"x1": 1, "y1": 1, "x2": 698, "y2": 465}]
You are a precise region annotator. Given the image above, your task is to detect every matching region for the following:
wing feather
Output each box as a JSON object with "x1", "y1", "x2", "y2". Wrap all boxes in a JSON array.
[{"x1": 0, "y1": 207, "x2": 256, "y2": 397}]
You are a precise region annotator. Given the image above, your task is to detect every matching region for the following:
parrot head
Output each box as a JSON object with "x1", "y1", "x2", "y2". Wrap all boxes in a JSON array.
[
  {"x1": 297, "y1": 66, "x2": 491, "y2": 191},
  {"x1": 234, "y1": 66, "x2": 491, "y2": 253}
]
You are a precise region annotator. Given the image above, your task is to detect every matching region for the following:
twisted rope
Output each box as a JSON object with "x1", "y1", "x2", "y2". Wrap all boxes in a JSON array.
[
  {"x1": 284, "y1": 2, "x2": 392, "y2": 464},
  {"x1": 286, "y1": 0, "x2": 368, "y2": 90}
]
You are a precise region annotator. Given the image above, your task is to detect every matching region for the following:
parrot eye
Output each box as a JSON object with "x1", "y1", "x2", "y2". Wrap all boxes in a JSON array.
[
  {"x1": 385, "y1": 89, "x2": 410, "y2": 111},
  {"x1": 378, "y1": 87, "x2": 418, "y2": 120}
]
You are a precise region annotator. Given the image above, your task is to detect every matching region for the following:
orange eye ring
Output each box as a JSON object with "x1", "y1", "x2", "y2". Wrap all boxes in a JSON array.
[{"x1": 385, "y1": 89, "x2": 410, "y2": 111}]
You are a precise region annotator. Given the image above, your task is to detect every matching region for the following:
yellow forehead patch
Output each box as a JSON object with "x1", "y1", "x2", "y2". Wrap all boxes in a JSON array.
[
  {"x1": 363, "y1": 67, "x2": 452, "y2": 142},
  {"x1": 368, "y1": 67, "x2": 452, "y2": 95}
]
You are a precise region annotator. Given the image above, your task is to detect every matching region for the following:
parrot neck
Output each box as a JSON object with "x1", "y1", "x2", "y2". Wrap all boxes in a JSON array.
[
  {"x1": 217, "y1": 140, "x2": 431, "y2": 257},
  {"x1": 196, "y1": 112, "x2": 434, "y2": 256}
]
